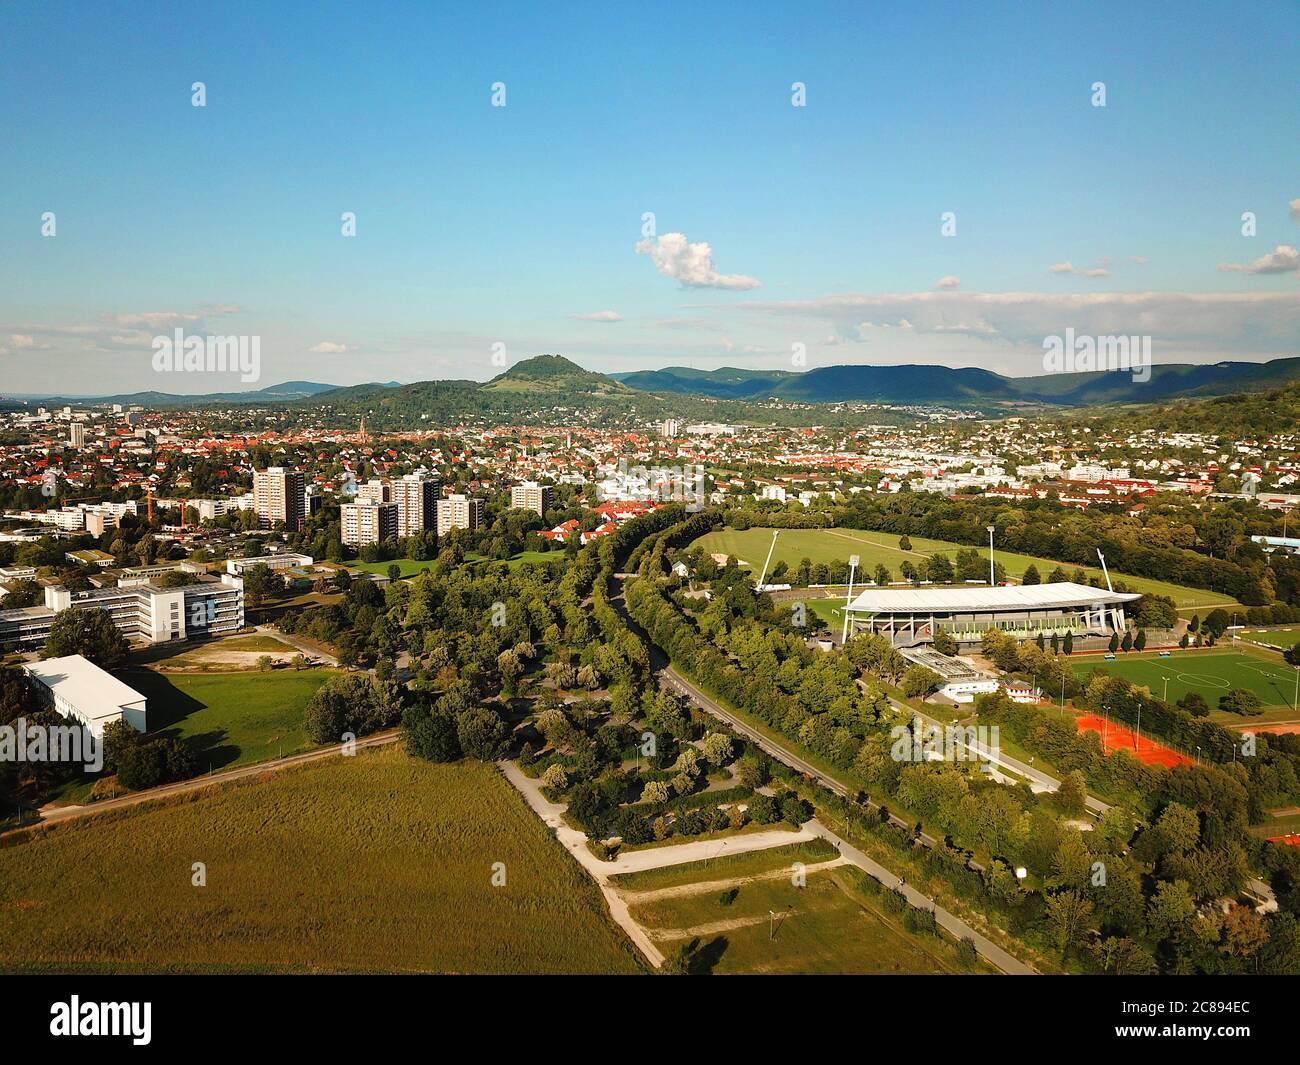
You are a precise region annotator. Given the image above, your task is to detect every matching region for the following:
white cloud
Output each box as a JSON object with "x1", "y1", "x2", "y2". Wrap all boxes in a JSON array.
[
  {"x1": 1051, "y1": 262, "x2": 1108, "y2": 278},
  {"x1": 934, "y1": 275, "x2": 960, "y2": 290},
  {"x1": 1219, "y1": 244, "x2": 1300, "y2": 275},
  {"x1": 1291, "y1": 199, "x2": 1300, "y2": 223},
  {"x1": 308, "y1": 341, "x2": 351, "y2": 353},
  {"x1": 634, "y1": 232, "x2": 760, "y2": 290},
  {"x1": 571, "y1": 310, "x2": 621, "y2": 322},
  {"x1": 734, "y1": 289, "x2": 1300, "y2": 353}
]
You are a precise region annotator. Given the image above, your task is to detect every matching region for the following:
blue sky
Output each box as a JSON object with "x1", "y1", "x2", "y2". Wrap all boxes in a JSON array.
[{"x1": 1, "y1": 0, "x2": 1297, "y2": 393}]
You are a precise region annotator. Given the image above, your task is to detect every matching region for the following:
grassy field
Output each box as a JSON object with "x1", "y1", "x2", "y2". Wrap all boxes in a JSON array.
[
  {"x1": 0, "y1": 748, "x2": 643, "y2": 974},
  {"x1": 1240, "y1": 628, "x2": 1300, "y2": 649},
  {"x1": 625, "y1": 862, "x2": 956, "y2": 974},
  {"x1": 121, "y1": 668, "x2": 335, "y2": 770},
  {"x1": 692, "y1": 526, "x2": 1238, "y2": 609},
  {"x1": 349, "y1": 551, "x2": 564, "y2": 578},
  {"x1": 1069, "y1": 649, "x2": 1300, "y2": 718}
]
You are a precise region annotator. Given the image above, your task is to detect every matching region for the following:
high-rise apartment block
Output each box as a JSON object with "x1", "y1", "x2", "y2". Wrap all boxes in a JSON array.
[
  {"x1": 341, "y1": 498, "x2": 399, "y2": 546},
  {"x1": 253, "y1": 467, "x2": 305, "y2": 531},
  {"x1": 436, "y1": 493, "x2": 483, "y2": 536},
  {"x1": 510, "y1": 481, "x2": 552, "y2": 517},
  {"x1": 390, "y1": 473, "x2": 440, "y2": 537}
]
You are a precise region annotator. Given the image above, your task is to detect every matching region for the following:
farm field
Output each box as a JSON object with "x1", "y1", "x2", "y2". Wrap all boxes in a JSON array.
[
  {"x1": 121, "y1": 667, "x2": 335, "y2": 770},
  {"x1": 0, "y1": 748, "x2": 643, "y2": 975},
  {"x1": 691, "y1": 526, "x2": 1238, "y2": 609},
  {"x1": 1069, "y1": 650, "x2": 1299, "y2": 719},
  {"x1": 621, "y1": 856, "x2": 958, "y2": 975}
]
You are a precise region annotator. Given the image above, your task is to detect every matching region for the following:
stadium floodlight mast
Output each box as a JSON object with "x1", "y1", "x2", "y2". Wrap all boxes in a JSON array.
[
  {"x1": 842, "y1": 553, "x2": 860, "y2": 644},
  {"x1": 986, "y1": 526, "x2": 996, "y2": 586},
  {"x1": 757, "y1": 529, "x2": 780, "y2": 592}
]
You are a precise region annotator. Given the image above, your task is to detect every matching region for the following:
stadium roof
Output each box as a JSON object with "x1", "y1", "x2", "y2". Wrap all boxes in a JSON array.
[{"x1": 847, "y1": 581, "x2": 1141, "y2": 615}]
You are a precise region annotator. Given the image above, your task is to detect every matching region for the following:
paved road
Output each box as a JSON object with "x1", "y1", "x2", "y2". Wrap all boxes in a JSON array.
[
  {"x1": 803, "y1": 820, "x2": 1034, "y2": 974},
  {"x1": 4, "y1": 731, "x2": 399, "y2": 837},
  {"x1": 906, "y1": 703, "x2": 1111, "y2": 815},
  {"x1": 655, "y1": 665, "x2": 1038, "y2": 973},
  {"x1": 501, "y1": 760, "x2": 1033, "y2": 973},
  {"x1": 254, "y1": 624, "x2": 340, "y2": 666}
]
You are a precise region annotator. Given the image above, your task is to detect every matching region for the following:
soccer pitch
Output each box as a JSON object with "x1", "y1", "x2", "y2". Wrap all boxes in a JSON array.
[{"x1": 1069, "y1": 650, "x2": 1300, "y2": 714}]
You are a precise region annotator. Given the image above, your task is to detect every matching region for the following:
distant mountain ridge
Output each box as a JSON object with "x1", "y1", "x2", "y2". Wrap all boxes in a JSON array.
[
  {"x1": 612, "y1": 357, "x2": 1300, "y2": 406},
  {"x1": 10, "y1": 353, "x2": 1300, "y2": 412}
]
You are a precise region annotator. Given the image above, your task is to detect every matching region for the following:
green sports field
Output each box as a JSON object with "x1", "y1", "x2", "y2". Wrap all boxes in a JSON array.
[
  {"x1": 691, "y1": 527, "x2": 1238, "y2": 610},
  {"x1": 1240, "y1": 628, "x2": 1300, "y2": 650},
  {"x1": 1069, "y1": 650, "x2": 1300, "y2": 718}
]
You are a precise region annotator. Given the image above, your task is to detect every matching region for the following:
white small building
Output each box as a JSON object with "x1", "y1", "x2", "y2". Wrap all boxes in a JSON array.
[{"x1": 22, "y1": 655, "x2": 147, "y2": 736}]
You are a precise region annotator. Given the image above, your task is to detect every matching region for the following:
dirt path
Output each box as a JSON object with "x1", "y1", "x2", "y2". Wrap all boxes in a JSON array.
[
  {"x1": 620, "y1": 858, "x2": 847, "y2": 904},
  {"x1": 645, "y1": 912, "x2": 786, "y2": 942}
]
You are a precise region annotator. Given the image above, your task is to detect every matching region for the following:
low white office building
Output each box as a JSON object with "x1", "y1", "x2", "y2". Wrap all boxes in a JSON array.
[{"x1": 22, "y1": 655, "x2": 148, "y2": 736}]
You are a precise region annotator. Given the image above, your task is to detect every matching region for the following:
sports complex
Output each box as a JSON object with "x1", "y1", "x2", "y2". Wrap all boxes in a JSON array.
[
  {"x1": 1069, "y1": 648, "x2": 1300, "y2": 722},
  {"x1": 843, "y1": 581, "x2": 1140, "y2": 648}
]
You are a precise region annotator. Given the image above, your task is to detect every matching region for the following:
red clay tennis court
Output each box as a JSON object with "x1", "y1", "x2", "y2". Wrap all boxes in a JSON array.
[{"x1": 1075, "y1": 714, "x2": 1193, "y2": 768}]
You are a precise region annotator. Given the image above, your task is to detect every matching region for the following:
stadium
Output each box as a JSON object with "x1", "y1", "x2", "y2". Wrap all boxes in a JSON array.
[{"x1": 843, "y1": 581, "x2": 1142, "y2": 648}]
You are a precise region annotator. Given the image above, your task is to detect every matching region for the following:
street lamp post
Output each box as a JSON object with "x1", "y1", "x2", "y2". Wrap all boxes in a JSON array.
[{"x1": 986, "y1": 525, "x2": 996, "y2": 586}]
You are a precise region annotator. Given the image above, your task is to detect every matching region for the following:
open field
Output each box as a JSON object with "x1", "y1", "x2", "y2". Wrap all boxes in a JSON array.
[
  {"x1": 121, "y1": 667, "x2": 335, "y2": 770},
  {"x1": 625, "y1": 862, "x2": 957, "y2": 974},
  {"x1": 0, "y1": 748, "x2": 643, "y2": 974},
  {"x1": 1240, "y1": 628, "x2": 1300, "y2": 650},
  {"x1": 349, "y1": 551, "x2": 564, "y2": 579},
  {"x1": 691, "y1": 526, "x2": 1239, "y2": 609},
  {"x1": 1069, "y1": 650, "x2": 1299, "y2": 719}
]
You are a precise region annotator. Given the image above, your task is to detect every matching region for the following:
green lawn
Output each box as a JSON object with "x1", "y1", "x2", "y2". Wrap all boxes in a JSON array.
[
  {"x1": 692, "y1": 526, "x2": 1239, "y2": 609},
  {"x1": 1240, "y1": 628, "x2": 1300, "y2": 650},
  {"x1": 627, "y1": 865, "x2": 957, "y2": 974},
  {"x1": 0, "y1": 748, "x2": 643, "y2": 974},
  {"x1": 120, "y1": 668, "x2": 337, "y2": 770},
  {"x1": 1069, "y1": 650, "x2": 1300, "y2": 715},
  {"x1": 349, "y1": 551, "x2": 565, "y2": 579}
]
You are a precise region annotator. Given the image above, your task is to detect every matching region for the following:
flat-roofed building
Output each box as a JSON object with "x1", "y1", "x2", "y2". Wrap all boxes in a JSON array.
[
  {"x1": 0, "y1": 575, "x2": 244, "y2": 649},
  {"x1": 390, "y1": 474, "x2": 439, "y2": 537},
  {"x1": 253, "y1": 467, "x2": 305, "y2": 531},
  {"x1": 510, "y1": 481, "x2": 552, "y2": 517},
  {"x1": 225, "y1": 552, "x2": 314, "y2": 575},
  {"x1": 844, "y1": 581, "x2": 1140, "y2": 648},
  {"x1": 22, "y1": 655, "x2": 147, "y2": 736},
  {"x1": 436, "y1": 493, "x2": 483, "y2": 536},
  {"x1": 341, "y1": 498, "x2": 398, "y2": 546}
]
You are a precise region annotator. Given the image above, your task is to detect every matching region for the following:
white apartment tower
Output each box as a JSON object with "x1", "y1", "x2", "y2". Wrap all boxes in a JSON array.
[
  {"x1": 253, "y1": 467, "x2": 305, "y2": 531},
  {"x1": 341, "y1": 498, "x2": 399, "y2": 546},
  {"x1": 436, "y1": 493, "x2": 484, "y2": 536},
  {"x1": 510, "y1": 481, "x2": 552, "y2": 517},
  {"x1": 390, "y1": 474, "x2": 440, "y2": 537}
]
